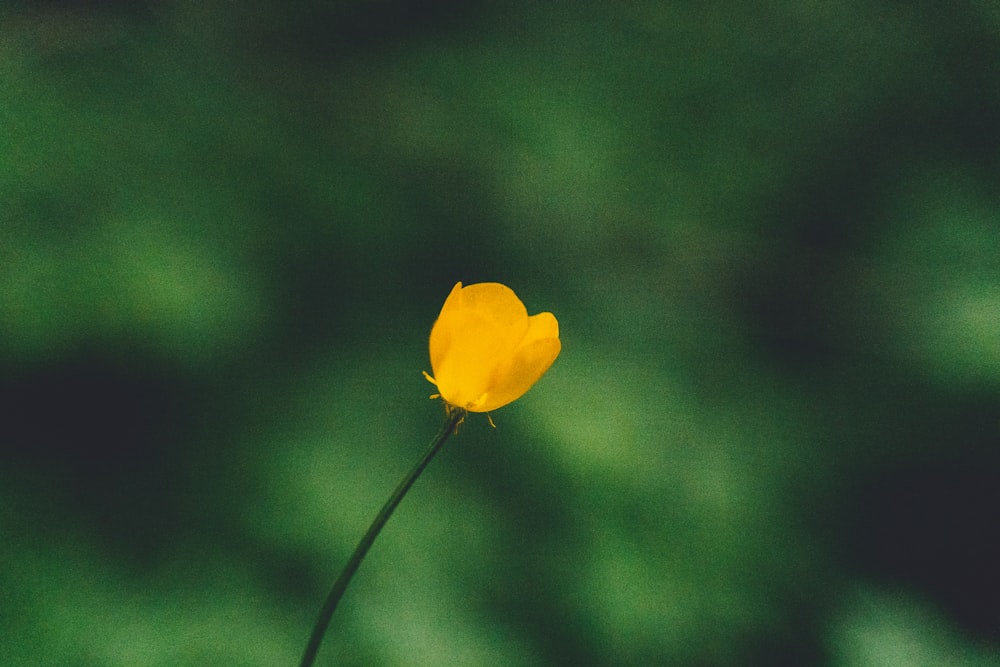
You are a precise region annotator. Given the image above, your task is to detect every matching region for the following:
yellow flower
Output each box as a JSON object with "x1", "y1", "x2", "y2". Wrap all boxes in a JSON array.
[{"x1": 423, "y1": 282, "x2": 561, "y2": 413}]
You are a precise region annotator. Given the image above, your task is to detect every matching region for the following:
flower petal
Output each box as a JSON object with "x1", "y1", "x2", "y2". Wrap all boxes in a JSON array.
[
  {"x1": 468, "y1": 328, "x2": 561, "y2": 412},
  {"x1": 458, "y1": 283, "x2": 527, "y2": 327}
]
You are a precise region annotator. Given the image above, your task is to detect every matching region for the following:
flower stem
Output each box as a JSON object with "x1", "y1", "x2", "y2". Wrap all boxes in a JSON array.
[{"x1": 299, "y1": 410, "x2": 465, "y2": 667}]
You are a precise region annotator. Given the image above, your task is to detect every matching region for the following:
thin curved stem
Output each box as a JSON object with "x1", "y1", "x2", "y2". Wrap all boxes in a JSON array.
[{"x1": 299, "y1": 410, "x2": 465, "y2": 667}]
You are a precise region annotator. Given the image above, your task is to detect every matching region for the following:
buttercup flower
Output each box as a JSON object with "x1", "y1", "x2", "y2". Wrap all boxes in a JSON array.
[
  {"x1": 424, "y1": 282, "x2": 561, "y2": 413},
  {"x1": 300, "y1": 282, "x2": 558, "y2": 665}
]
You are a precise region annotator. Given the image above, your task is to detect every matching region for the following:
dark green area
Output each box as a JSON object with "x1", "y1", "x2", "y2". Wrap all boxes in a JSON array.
[{"x1": 3, "y1": 2, "x2": 1000, "y2": 665}]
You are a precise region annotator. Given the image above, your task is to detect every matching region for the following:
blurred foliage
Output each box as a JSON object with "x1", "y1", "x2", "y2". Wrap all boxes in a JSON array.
[{"x1": 3, "y1": 1, "x2": 1000, "y2": 665}]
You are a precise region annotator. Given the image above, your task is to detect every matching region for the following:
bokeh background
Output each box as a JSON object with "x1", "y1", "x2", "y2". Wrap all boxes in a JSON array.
[{"x1": 3, "y1": 2, "x2": 1000, "y2": 665}]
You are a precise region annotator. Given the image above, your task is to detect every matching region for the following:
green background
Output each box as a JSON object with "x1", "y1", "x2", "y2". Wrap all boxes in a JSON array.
[{"x1": 3, "y1": 2, "x2": 1000, "y2": 665}]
